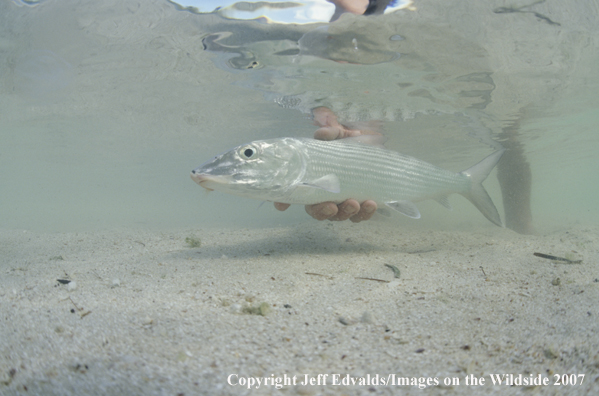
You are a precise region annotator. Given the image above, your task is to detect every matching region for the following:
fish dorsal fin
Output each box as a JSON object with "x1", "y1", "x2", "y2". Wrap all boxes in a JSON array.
[
  {"x1": 299, "y1": 174, "x2": 340, "y2": 193},
  {"x1": 385, "y1": 200, "x2": 421, "y2": 219},
  {"x1": 339, "y1": 134, "x2": 387, "y2": 148},
  {"x1": 435, "y1": 196, "x2": 452, "y2": 210}
]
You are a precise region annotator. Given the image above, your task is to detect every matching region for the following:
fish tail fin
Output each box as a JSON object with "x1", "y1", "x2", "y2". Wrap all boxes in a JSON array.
[{"x1": 459, "y1": 149, "x2": 506, "y2": 227}]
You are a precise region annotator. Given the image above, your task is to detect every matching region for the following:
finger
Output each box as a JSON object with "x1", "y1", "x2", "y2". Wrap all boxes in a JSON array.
[
  {"x1": 314, "y1": 126, "x2": 343, "y2": 141},
  {"x1": 339, "y1": 128, "x2": 365, "y2": 138},
  {"x1": 350, "y1": 200, "x2": 377, "y2": 223},
  {"x1": 274, "y1": 202, "x2": 290, "y2": 211},
  {"x1": 305, "y1": 202, "x2": 338, "y2": 220},
  {"x1": 329, "y1": 199, "x2": 360, "y2": 221},
  {"x1": 312, "y1": 106, "x2": 339, "y2": 127}
]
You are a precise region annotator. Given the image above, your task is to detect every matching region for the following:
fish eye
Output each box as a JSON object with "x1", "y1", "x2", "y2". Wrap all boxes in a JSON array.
[{"x1": 241, "y1": 146, "x2": 256, "y2": 159}]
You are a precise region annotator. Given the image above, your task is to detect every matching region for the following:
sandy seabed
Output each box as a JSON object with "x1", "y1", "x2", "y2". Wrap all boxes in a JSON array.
[{"x1": 1, "y1": 221, "x2": 598, "y2": 396}]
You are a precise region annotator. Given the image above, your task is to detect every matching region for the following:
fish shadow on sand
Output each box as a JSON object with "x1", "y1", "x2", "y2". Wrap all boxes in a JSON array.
[{"x1": 168, "y1": 226, "x2": 383, "y2": 261}]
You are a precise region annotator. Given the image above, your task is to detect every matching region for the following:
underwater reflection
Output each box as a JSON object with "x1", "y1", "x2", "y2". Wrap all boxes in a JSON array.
[
  {"x1": 10, "y1": 0, "x2": 47, "y2": 6},
  {"x1": 169, "y1": 0, "x2": 412, "y2": 23}
]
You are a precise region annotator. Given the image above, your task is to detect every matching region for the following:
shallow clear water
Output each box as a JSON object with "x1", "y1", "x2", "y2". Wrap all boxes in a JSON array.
[{"x1": 1, "y1": 0, "x2": 598, "y2": 232}]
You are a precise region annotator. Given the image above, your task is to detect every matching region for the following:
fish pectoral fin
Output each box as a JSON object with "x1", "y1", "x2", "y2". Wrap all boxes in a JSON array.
[
  {"x1": 298, "y1": 174, "x2": 340, "y2": 193},
  {"x1": 385, "y1": 200, "x2": 421, "y2": 219},
  {"x1": 435, "y1": 196, "x2": 452, "y2": 210},
  {"x1": 376, "y1": 207, "x2": 393, "y2": 217}
]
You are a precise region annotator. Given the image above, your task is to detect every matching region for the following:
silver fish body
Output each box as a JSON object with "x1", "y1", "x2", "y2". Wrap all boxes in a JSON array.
[{"x1": 191, "y1": 136, "x2": 505, "y2": 226}]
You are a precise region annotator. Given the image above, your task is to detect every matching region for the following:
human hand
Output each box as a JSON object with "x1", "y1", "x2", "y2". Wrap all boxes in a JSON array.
[
  {"x1": 327, "y1": 0, "x2": 369, "y2": 16},
  {"x1": 274, "y1": 107, "x2": 380, "y2": 222},
  {"x1": 274, "y1": 199, "x2": 377, "y2": 223},
  {"x1": 311, "y1": 106, "x2": 382, "y2": 141}
]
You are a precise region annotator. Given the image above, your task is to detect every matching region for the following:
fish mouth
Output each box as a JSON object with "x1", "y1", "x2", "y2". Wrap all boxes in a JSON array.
[{"x1": 190, "y1": 172, "x2": 232, "y2": 191}]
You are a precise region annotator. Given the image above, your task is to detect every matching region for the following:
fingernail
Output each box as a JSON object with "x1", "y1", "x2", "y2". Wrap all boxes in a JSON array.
[
  {"x1": 321, "y1": 207, "x2": 335, "y2": 216},
  {"x1": 341, "y1": 206, "x2": 357, "y2": 215}
]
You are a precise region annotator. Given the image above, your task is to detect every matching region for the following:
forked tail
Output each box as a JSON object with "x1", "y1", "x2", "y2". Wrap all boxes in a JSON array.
[{"x1": 459, "y1": 149, "x2": 506, "y2": 227}]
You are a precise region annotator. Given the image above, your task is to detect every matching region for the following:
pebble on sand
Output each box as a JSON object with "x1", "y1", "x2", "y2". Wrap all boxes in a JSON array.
[{"x1": 67, "y1": 281, "x2": 77, "y2": 292}]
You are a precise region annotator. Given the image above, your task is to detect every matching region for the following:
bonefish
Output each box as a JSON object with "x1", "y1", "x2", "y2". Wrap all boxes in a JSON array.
[{"x1": 191, "y1": 136, "x2": 505, "y2": 226}]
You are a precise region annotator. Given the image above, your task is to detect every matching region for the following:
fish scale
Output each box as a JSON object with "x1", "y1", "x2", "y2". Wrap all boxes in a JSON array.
[
  {"x1": 191, "y1": 137, "x2": 505, "y2": 226},
  {"x1": 300, "y1": 139, "x2": 468, "y2": 202}
]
